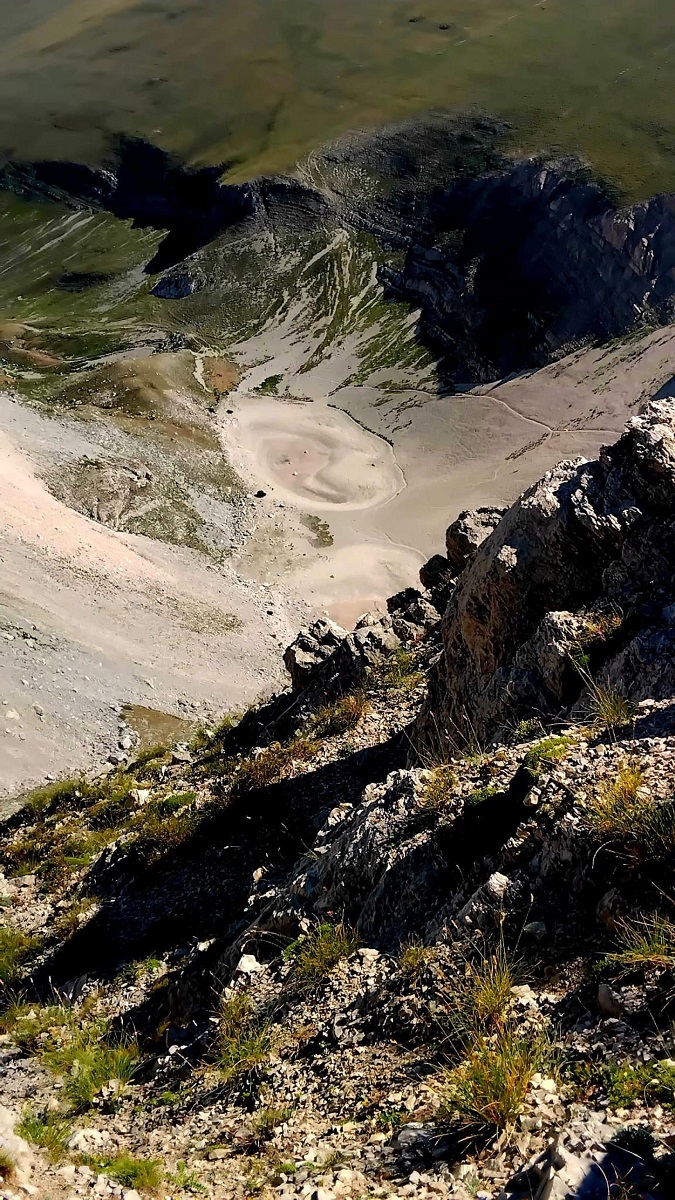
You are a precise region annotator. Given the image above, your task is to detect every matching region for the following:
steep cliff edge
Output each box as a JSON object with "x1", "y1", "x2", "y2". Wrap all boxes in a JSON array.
[{"x1": 3, "y1": 405, "x2": 675, "y2": 1198}]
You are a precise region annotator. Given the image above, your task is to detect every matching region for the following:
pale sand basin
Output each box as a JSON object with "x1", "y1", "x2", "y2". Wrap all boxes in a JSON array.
[
  {"x1": 221, "y1": 397, "x2": 404, "y2": 511},
  {"x1": 219, "y1": 395, "x2": 422, "y2": 621}
]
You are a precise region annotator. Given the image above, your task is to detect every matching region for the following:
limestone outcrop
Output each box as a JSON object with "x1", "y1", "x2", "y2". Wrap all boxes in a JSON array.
[{"x1": 418, "y1": 400, "x2": 675, "y2": 754}]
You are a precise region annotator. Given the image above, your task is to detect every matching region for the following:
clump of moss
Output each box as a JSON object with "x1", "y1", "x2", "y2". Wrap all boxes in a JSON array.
[{"x1": 522, "y1": 735, "x2": 573, "y2": 779}]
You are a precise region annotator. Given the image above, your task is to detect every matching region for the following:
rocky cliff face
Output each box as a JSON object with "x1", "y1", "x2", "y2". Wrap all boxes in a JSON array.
[{"x1": 418, "y1": 400, "x2": 675, "y2": 755}]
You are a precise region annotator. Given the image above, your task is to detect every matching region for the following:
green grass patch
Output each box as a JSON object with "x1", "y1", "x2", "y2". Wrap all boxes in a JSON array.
[
  {"x1": 16, "y1": 1109, "x2": 71, "y2": 1161},
  {"x1": 0, "y1": 927, "x2": 42, "y2": 986},
  {"x1": 218, "y1": 993, "x2": 272, "y2": 1096},
  {"x1": 286, "y1": 922, "x2": 359, "y2": 991},
  {"x1": 42, "y1": 1022, "x2": 139, "y2": 1112},
  {"x1": 93, "y1": 1154, "x2": 162, "y2": 1192}
]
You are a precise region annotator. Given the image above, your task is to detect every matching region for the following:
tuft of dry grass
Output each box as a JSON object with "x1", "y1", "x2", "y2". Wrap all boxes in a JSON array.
[
  {"x1": 234, "y1": 735, "x2": 319, "y2": 793},
  {"x1": 437, "y1": 1028, "x2": 550, "y2": 1132},
  {"x1": 584, "y1": 761, "x2": 646, "y2": 839},
  {"x1": 608, "y1": 913, "x2": 675, "y2": 970},
  {"x1": 286, "y1": 922, "x2": 359, "y2": 991},
  {"x1": 420, "y1": 766, "x2": 458, "y2": 811},
  {"x1": 309, "y1": 692, "x2": 370, "y2": 737}
]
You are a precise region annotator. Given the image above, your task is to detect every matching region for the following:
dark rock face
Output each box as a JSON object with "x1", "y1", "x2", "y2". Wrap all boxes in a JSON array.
[
  {"x1": 417, "y1": 400, "x2": 675, "y2": 754},
  {"x1": 382, "y1": 161, "x2": 675, "y2": 387}
]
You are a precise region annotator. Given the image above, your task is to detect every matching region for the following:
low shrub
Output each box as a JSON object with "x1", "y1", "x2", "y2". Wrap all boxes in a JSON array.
[{"x1": 604, "y1": 1060, "x2": 675, "y2": 1112}]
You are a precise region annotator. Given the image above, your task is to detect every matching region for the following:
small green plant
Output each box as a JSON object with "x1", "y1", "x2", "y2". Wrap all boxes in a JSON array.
[
  {"x1": 581, "y1": 762, "x2": 675, "y2": 860},
  {"x1": 509, "y1": 718, "x2": 545, "y2": 745},
  {"x1": 42, "y1": 1022, "x2": 139, "y2": 1111},
  {"x1": 375, "y1": 1109, "x2": 406, "y2": 1132},
  {"x1": 603, "y1": 1060, "x2": 675, "y2": 1111},
  {"x1": 170, "y1": 1161, "x2": 207, "y2": 1194},
  {"x1": 99, "y1": 1154, "x2": 162, "y2": 1191},
  {"x1": 522, "y1": 735, "x2": 573, "y2": 779},
  {"x1": 373, "y1": 648, "x2": 424, "y2": 691},
  {"x1": 421, "y1": 767, "x2": 458, "y2": 811},
  {"x1": 0, "y1": 927, "x2": 42, "y2": 986},
  {"x1": 287, "y1": 922, "x2": 359, "y2": 990},
  {"x1": 607, "y1": 914, "x2": 675, "y2": 970},
  {"x1": 437, "y1": 1029, "x2": 550, "y2": 1131},
  {"x1": 588, "y1": 681, "x2": 635, "y2": 731},
  {"x1": 234, "y1": 735, "x2": 319, "y2": 793},
  {"x1": 16, "y1": 1109, "x2": 71, "y2": 1161},
  {"x1": 0, "y1": 1150, "x2": 15, "y2": 1183},
  {"x1": 218, "y1": 993, "x2": 271, "y2": 1094},
  {"x1": 309, "y1": 692, "x2": 370, "y2": 737},
  {"x1": 399, "y1": 940, "x2": 436, "y2": 985}
]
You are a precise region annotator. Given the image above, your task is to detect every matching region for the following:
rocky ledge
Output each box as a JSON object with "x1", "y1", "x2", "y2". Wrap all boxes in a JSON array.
[{"x1": 3, "y1": 404, "x2": 675, "y2": 1199}]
